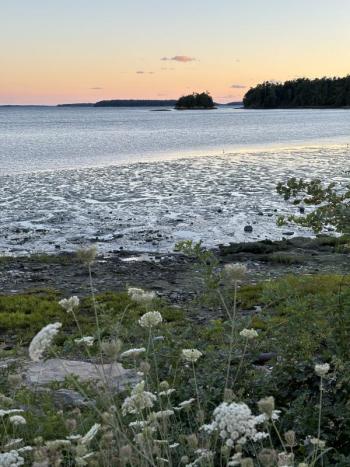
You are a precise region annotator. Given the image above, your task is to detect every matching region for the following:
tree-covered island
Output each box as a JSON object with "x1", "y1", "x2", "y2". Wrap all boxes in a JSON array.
[
  {"x1": 243, "y1": 75, "x2": 350, "y2": 108},
  {"x1": 175, "y1": 92, "x2": 215, "y2": 109}
]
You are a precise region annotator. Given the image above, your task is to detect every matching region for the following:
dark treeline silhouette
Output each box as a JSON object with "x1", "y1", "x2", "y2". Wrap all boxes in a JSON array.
[
  {"x1": 243, "y1": 76, "x2": 350, "y2": 108},
  {"x1": 175, "y1": 92, "x2": 214, "y2": 109},
  {"x1": 94, "y1": 99, "x2": 176, "y2": 107}
]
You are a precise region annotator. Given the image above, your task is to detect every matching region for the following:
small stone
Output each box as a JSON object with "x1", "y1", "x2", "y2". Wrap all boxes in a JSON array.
[
  {"x1": 244, "y1": 225, "x2": 253, "y2": 233},
  {"x1": 299, "y1": 206, "x2": 305, "y2": 213},
  {"x1": 53, "y1": 389, "x2": 91, "y2": 408},
  {"x1": 282, "y1": 231, "x2": 294, "y2": 236}
]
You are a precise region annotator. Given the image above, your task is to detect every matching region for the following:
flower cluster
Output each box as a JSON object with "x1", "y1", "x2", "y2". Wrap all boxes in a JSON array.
[
  {"x1": 202, "y1": 402, "x2": 267, "y2": 447},
  {"x1": 128, "y1": 287, "x2": 156, "y2": 303},
  {"x1": 0, "y1": 450, "x2": 25, "y2": 467},
  {"x1": 80, "y1": 423, "x2": 101, "y2": 445},
  {"x1": 28, "y1": 322, "x2": 62, "y2": 362},
  {"x1": 138, "y1": 311, "x2": 163, "y2": 329},
  {"x1": 9, "y1": 415, "x2": 26, "y2": 426},
  {"x1": 223, "y1": 263, "x2": 247, "y2": 283},
  {"x1": 120, "y1": 348, "x2": 146, "y2": 359},
  {"x1": 182, "y1": 348, "x2": 203, "y2": 363},
  {"x1": 122, "y1": 381, "x2": 157, "y2": 415},
  {"x1": 315, "y1": 363, "x2": 330, "y2": 377},
  {"x1": 74, "y1": 336, "x2": 94, "y2": 347},
  {"x1": 239, "y1": 328, "x2": 258, "y2": 339},
  {"x1": 59, "y1": 296, "x2": 80, "y2": 313}
]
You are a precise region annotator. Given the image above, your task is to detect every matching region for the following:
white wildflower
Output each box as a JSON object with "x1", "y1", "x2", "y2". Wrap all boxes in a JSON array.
[
  {"x1": 310, "y1": 437, "x2": 326, "y2": 449},
  {"x1": 169, "y1": 443, "x2": 179, "y2": 449},
  {"x1": 228, "y1": 453, "x2": 242, "y2": 466},
  {"x1": 159, "y1": 388, "x2": 176, "y2": 397},
  {"x1": 67, "y1": 434, "x2": 82, "y2": 441},
  {"x1": 80, "y1": 423, "x2": 101, "y2": 445},
  {"x1": 0, "y1": 409, "x2": 24, "y2": 417},
  {"x1": 149, "y1": 410, "x2": 174, "y2": 420},
  {"x1": 74, "y1": 336, "x2": 94, "y2": 346},
  {"x1": 129, "y1": 420, "x2": 148, "y2": 429},
  {"x1": 239, "y1": 328, "x2": 258, "y2": 339},
  {"x1": 9, "y1": 415, "x2": 26, "y2": 426},
  {"x1": 4, "y1": 439, "x2": 23, "y2": 449},
  {"x1": 28, "y1": 322, "x2": 62, "y2": 362},
  {"x1": 176, "y1": 398, "x2": 196, "y2": 410},
  {"x1": 278, "y1": 452, "x2": 294, "y2": 466},
  {"x1": 122, "y1": 381, "x2": 157, "y2": 415},
  {"x1": 138, "y1": 311, "x2": 163, "y2": 329},
  {"x1": 59, "y1": 296, "x2": 80, "y2": 313},
  {"x1": 315, "y1": 363, "x2": 330, "y2": 377},
  {"x1": 0, "y1": 450, "x2": 24, "y2": 466},
  {"x1": 201, "y1": 402, "x2": 268, "y2": 447},
  {"x1": 128, "y1": 287, "x2": 156, "y2": 303},
  {"x1": 120, "y1": 347, "x2": 146, "y2": 359},
  {"x1": 223, "y1": 263, "x2": 247, "y2": 282},
  {"x1": 45, "y1": 439, "x2": 71, "y2": 449},
  {"x1": 182, "y1": 349, "x2": 202, "y2": 363}
]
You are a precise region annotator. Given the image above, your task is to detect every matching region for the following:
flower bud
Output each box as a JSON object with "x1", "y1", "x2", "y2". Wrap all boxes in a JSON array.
[
  {"x1": 258, "y1": 396, "x2": 275, "y2": 418},
  {"x1": 186, "y1": 434, "x2": 198, "y2": 449},
  {"x1": 258, "y1": 448, "x2": 278, "y2": 467},
  {"x1": 284, "y1": 430, "x2": 296, "y2": 447},
  {"x1": 241, "y1": 459, "x2": 254, "y2": 467}
]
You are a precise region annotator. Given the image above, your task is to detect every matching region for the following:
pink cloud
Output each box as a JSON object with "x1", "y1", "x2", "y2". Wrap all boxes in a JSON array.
[{"x1": 161, "y1": 55, "x2": 196, "y2": 62}]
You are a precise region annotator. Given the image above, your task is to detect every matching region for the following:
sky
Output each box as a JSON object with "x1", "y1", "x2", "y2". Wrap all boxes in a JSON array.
[{"x1": 1, "y1": 0, "x2": 350, "y2": 104}]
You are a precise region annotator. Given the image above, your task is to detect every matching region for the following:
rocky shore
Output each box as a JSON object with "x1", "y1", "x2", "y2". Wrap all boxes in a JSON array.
[{"x1": 0, "y1": 235, "x2": 348, "y2": 302}]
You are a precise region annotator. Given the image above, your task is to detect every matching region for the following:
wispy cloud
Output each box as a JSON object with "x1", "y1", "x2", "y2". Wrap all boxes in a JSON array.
[
  {"x1": 161, "y1": 55, "x2": 196, "y2": 62},
  {"x1": 230, "y1": 84, "x2": 246, "y2": 89},
  {"x1": 90, "y1": 87, "x2": 103, "y2": 90},
  {"x1": 136, "y1": 70, "x2": 155, "y2": 74}
]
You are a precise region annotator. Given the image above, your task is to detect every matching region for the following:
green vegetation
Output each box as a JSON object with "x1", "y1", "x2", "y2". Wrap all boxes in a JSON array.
[
  {"x1": 175, "y1": 92, "x2": 214, "y2": 109},
  {"x1": 276, "y1": 177, "x2": 350, "y2": 235},
  {"x1": 243, "y1": 75, "x2": 350, "y2": 108},
  {"x1": 1, "y1": 238, "x2": 350, "y2": 465}
]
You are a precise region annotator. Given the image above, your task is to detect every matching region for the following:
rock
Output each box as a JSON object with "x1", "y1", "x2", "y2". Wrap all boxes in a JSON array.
[
  {"x1": 299, "y1": 206, "x2": 305, "y2": 214},
  {"x1": 258, "y1": 211, "x2": 264, "y2": 216},
  {"x1": 25, "y1": 358, "x2": 139, "y2": 392},
  {"x1": 244, "y1": 225, "x2": 253, "y2": 233},
  {"x1": 282, "y1": 231, "x2": 294, "y2": 236},
  {"x1": 53, "y1": 389, "x2": 91, "y2": 408}
]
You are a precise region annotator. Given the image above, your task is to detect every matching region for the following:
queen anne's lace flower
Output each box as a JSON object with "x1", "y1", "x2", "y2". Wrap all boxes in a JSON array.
[
  {"x1": 9, "y1": 415, "x2": 26, "y2": 426},
  {"x1": 0, "y1": 409, "x2": 24, "y2": 417},
  {"x1": 223, "y1": 263, "x2": 247, "y2": 282},
  {"x1": 120, "y1": 348, "x2": 146, "y2": 358},
  {"x1": 149, "y1": 410, "x2": 174, "y2": 420},
  {"x1": 122, "y1": 381, "x2": 157, "y2": 415},
  {"x1": 159, "y1": 388, "x2": 176, "y2": 397},
  {"x1": 28, "y1": 322, "x2": 62, "y2": 362},
  {"x1": 175, "y1": 398, "x2": 196, "y2": 410},
  {"x1": 74, "y1": 336, "x2": 94, "y2": 346},
  {"x1": 0, "y1": 450, "x2": 25, "y2": 466},
  {"x1": 201, "y1": 402, "x2": 268, "y2": 447},
  {"x1": 315, "y1": 363, "x2": 330, "y2": 377},
  {"x1": 128, "y1": 287, "x2": 156, "y2": 303},
  {"x1": 239, "y1": 328, "x2": 258, "y2": 339},
  {"x1": 138, "y1": 311, "x2": 163, "y2": 329},
  {"x1": 80, "y1": 423, "x2": 101, "y2": 445},
  {"x1": 59, "y1": 296, "x2": 80, "y2": 313},
  {"x1": 182, "y1": 349, "x2": 202, "y2": 363}
]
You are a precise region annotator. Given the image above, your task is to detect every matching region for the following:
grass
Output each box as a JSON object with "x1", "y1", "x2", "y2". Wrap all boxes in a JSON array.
[{"x1": 1, "y1": 270, "x2": 350, "y2": 465}]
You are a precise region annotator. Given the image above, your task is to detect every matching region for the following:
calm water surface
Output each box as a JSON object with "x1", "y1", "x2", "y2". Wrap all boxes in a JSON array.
[{"x1": 1, "y1": 106, "x2": 350, "y2": 174}]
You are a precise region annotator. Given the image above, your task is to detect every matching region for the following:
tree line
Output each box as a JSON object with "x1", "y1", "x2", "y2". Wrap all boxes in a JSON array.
[
  {"x1": 175, "y1": 92, "x2": 214, "y2": 109},
  {"x1": 243, "y1": 76, "x2": 350, "y2": 108}
]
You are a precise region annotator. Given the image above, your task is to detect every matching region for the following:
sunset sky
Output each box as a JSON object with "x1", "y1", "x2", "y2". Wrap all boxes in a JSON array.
[{"x1": 1, "y1": 0, "x2": 350, "y2": 105}]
